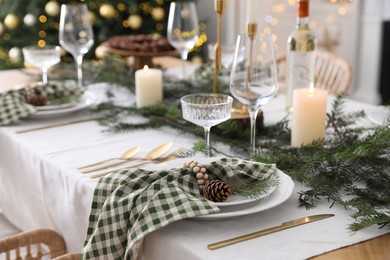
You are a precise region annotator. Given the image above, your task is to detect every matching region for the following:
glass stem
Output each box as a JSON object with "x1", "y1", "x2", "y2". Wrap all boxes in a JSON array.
[
  {"x1": 180, "y1": 49, "x2": 188, "y2": 79},
  {"x1": 248, "y1": 107, "x2": 259, "y2": 154},
  {"x1": 203, "y1": 126, "x2": 211, "y2": 157},
  {"x1": 75, "y1": 54, "x2": 84, "y2": 87},
  {"x1": 41, "y1": 68, "x2": 48, "y2": 85}
]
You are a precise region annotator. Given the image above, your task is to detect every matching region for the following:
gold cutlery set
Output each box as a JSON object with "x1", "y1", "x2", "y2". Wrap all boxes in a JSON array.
[{"x1": 78, "y1": 142, "x2": 182, "y2": 178}]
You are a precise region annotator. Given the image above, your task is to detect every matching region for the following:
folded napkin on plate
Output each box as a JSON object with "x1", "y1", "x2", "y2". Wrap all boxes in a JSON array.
[
  {"x1": 82, "y1": 158, "x2": 276, "y2": 260},
  {"x1": 0, "y1": 82, "x2": 84, "y2": 126}
]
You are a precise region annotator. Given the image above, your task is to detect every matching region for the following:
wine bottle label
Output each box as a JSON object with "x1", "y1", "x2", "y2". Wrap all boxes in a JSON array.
[
  {"x1": 286, "y1": 50, "x2": 316, "y2": 109},
  {"x1": 297, "y1": 0, "x2": 309, "y2": 18}
]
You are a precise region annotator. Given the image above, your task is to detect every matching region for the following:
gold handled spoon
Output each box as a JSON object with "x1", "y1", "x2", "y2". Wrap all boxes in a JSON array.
[
  {"x1": 90, "y1": 147, "x2": 183, "y2": 179},
  {"x1": 77, "y1": 146, "x2": 141, "y2": 170},
  {"x1": 80, "y1": 142, "x2": 173, "y2": 174}
]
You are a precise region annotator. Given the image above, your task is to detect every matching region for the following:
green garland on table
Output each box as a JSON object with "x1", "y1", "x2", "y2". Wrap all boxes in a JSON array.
[{"x1": 90, "y1": 56, "x2": 390, "y2": 231}]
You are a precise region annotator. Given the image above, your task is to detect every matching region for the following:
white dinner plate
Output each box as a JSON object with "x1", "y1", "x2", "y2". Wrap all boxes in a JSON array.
[
  {"x1": 30, "y1": 91, "x2": 96, "y2": 119},
  {"x1": 366, "y1": 106, "x2": 390, "y2": 126},
  {"x1": 146, "y1": 157, "x2": 294, "y2": 220}
]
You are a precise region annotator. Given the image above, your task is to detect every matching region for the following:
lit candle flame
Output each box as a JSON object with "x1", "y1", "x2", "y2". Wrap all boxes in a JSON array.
[{"x1": 143, "y1": 65, "x2": 149, "y2": 71}]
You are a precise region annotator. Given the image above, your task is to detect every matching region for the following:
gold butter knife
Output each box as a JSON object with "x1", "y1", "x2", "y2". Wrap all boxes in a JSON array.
[{"x1": 207, "y1": 214, "x2": 335, "y2": 250}]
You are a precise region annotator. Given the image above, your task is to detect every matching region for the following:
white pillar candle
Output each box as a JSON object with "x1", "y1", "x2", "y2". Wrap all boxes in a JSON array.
[
  {"x1": 135, "y1": 65, "x2": 163, "y2": 108},
  {"x1": 247, "y1": 0, "x2": 259, "y2": 24},
  {"x1": 291, "y1": 87, "x2": 328, "y2": 147}
]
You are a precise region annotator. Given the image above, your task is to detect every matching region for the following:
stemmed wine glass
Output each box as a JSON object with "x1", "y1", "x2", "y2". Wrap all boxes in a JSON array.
[
  {"x1": 181, "y1": 93, "x2": 233, "y2": 157},
  {"x1": 167, "y1": 1, "x2": 199, "y2": 79},
  {"x1": 230, "y1": 33, "x2": 278, "y2": 153},
  {"x1": 22, "y1": 45, "x2": 61, "y2": 85},
  {"x1": 59, "y1": 3, "x2": 94, "y2": 87}
]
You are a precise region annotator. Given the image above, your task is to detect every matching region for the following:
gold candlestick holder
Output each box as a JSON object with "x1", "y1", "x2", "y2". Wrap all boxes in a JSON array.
[
  {"x1": 246, "y1": 23, "x2": 258, "y2": 83},
  {"x1": 213, "y1": 0, "x2": 226, "y2": 94}
]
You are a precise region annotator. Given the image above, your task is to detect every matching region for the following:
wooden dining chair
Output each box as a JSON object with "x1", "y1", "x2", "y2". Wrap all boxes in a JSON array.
[
  {"x1": 276, "y1": 50, "x2": 352, "y2": 95},
  {"x1": 0, "y1": 229, "x2": 67, "y2": 259}
]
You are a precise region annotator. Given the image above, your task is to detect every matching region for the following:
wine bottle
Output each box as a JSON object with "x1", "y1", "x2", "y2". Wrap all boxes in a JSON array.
[{"x1": 285, "y1": 0, "x2": 317, "y2": 111}]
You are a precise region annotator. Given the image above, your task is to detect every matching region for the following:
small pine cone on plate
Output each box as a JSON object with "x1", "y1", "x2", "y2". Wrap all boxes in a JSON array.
[
  {"x1": 203, "y1": 180, "x2": 232, "y2": 202},
  {"x1": 183, "y1": 160, "x2": 209, "y2": 192},
  {"x1": 27, "y1": 95, "x2": 48, "y2": 106}
]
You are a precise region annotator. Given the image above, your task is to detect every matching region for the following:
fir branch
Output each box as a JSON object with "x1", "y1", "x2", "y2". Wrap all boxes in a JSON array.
[{"x1": 232, "y1": 174, "x2": 279, "y2": 199}]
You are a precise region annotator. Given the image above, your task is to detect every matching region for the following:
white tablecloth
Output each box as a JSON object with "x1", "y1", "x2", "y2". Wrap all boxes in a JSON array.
[{"x1": 0, "y1": 70, "x2": 389, "y2": 258}]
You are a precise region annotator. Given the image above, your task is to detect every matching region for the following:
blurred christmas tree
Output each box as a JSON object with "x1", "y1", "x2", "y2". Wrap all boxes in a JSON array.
[{"x1": 0, "y1": 0, "x2": 207, "y2": 70}]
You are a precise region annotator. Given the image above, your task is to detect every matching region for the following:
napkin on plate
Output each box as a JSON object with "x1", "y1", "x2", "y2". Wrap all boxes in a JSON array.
[
  {"x1": 0, "y1": 82, "x2": 84, "y2": 126},
  {"x1": 82, "y1": 158, "x2": 276, "y2": 260}
]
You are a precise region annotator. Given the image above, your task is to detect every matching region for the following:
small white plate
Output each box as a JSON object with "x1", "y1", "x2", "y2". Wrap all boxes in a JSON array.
[
  {"x1": 35, "y1": 99, "x2": 79, "y2": 111},
  {"x1": 213, "y1": 183, "x2": 277, "y2": 207},
  {"x1": 195, "y1": 169, "x2": 294, "y2": 220},
  {"x1": 146, "y1": 157, "x2": 294, "y2": 220},
  {"x1": 31, "y1": 91, "x2": 96, "y2": 119}
]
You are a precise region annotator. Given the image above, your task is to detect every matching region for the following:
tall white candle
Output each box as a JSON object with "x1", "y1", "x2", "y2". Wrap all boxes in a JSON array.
[
  {"x1": 291, "y1": 87, "x2": 328, "y2": 147},
  {"x1": 247, "y1": 0, "x2": 259, "y2": 24},
  {"x1": 135, "y1": 65, "x2": 163, "y2": 108}
]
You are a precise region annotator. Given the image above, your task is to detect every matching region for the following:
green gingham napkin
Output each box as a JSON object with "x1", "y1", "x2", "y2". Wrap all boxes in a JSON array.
[
  {"x1": 82, "y1": 158, "x2": 276, "y2": 260},
  {"x1": 0, "y1": 83, "x2": 84, "y2": 126}
]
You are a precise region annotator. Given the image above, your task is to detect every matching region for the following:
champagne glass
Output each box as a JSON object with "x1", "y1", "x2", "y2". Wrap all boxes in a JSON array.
[
  {"x1": 230, "y1": 33, "x2": 278, "y2": 153},
  {"x1": 59, "y1": 3, "x2": 94, "y2": 87},
  {"x1": 167, "y1": 1, "x2": 199, "y2": 79},
  {"x1": 181, "y1": 93, "x2": 233, "y2": 157},
  {"x1": 22, "y1": 45, "x2": 61, "y2": 85}
]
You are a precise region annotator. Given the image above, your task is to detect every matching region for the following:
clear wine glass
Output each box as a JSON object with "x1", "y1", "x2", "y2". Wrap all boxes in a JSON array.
[
  {"x1": 22, "y1": 45, "x2": 61, "y2": 85},
  {"x1": 59, "y1": 3, "x2": 94, "y2": 87},
  {"x1": 230, "y1": 33, "x2": 278, "y2": 153},
  {"x1": 167, "y1": 1, "x2": 199, "y2": 79},
  {"x1": 181, "y1": 93, "x2": 233, "y2": 157}
]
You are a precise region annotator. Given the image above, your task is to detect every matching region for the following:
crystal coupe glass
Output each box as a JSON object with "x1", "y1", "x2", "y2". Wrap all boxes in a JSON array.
[
  {"x1": 181, "y1": 93, "x2": 233, "y2": 156},
  {"x1": 22, "y1": 45, "x2": 61, "y2": 85}
]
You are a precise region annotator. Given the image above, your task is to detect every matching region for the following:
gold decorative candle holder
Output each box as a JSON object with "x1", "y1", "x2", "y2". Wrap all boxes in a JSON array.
[
  {"x1": 213, "y1": 0, "x2": 226, "y2": 94},
  {"x1": 246, "y1": 23, "x2": 258, "y2": 83}
]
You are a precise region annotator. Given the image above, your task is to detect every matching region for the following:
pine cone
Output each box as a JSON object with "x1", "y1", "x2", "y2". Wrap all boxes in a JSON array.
[
  {"x1": 27, "y1": 94, "x2": 48, "y2": 106},
  {"x1": 203, "y1": 180, "x2": 232, "y2": 202},
  {"x1": 183, "y1": 160, "x2": 209, "y2": 191}
]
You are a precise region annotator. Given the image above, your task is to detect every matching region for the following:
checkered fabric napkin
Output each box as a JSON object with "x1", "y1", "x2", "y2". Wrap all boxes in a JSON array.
[
  {"x1": 82, "y1": 158, "x2": 276, "y2": 260},
  {"x1": 0, "y1": 83, "x2": 84, "y2": 126}
]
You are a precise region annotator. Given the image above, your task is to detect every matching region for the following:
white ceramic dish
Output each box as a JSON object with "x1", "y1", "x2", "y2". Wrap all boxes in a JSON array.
[
  {"x1": 213, "y1": 183, "x2": 277, "y2": 207},
  {"x1": 367, "y1": 106, "x2": 390, "y2": 126},
  {"x1": 30, "y1": 91, "x2": 96, "y2": 119},
  {"x1": 195, "y1": 169, "x2": 294, "y2": 220},
  {"x1": 147, "y1": 157, "x2": 294, "y2": 220}
]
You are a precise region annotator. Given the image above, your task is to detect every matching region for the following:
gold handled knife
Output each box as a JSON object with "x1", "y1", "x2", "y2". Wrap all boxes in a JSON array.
[{"x1": 208, "y1": 214, "x2": 335, "y2": 250}]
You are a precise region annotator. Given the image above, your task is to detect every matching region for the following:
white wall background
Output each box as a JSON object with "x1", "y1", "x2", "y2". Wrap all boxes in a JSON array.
[{"x1": 197, "y1": 0, "x2": 389, "y2": 105}]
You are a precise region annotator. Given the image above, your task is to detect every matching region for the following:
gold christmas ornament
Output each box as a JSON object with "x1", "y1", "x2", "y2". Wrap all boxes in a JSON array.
[
  {"x1": 23, "y1": 14, "x2": 36, "y2": 27},
  {"x1": 45, "y1": 1, "x2": 60, "y2": 17},
  {"x1": 8, "y1": 47, "x2": 22, "y2": 63},
  {"x1": 88, "y1": 11, "x2": 96, "y2": 24},
  {"x1": 127, "y1": 14, "x2": 142, "y2": 30},
  {"x1": 4, "y1": 14, "x2": 20, "y2": 30},
  {"x1": 95, "y1": 45, "x2": 107, "y2": 58},
  {"x1": 99, "y1": 4, "x2": 117, "y2": 19},
  {"x1": 151, "y1": 7, "x2": 165, "y2": 21},
  {"x1": 0, "y1": 22, "x2": 4, "y2": 34}
]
